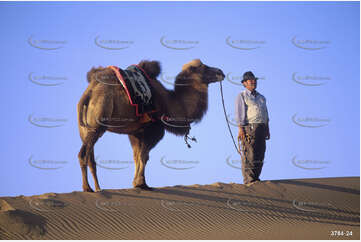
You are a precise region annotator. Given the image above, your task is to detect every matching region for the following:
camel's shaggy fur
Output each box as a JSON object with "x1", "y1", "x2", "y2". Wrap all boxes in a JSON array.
[{"x1": 77, "y1": 59, "x2": 224, "y2": 191}]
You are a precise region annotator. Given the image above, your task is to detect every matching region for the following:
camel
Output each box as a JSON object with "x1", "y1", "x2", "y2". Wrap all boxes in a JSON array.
[{"x1": 77, "y1": 59, "x2": 225, "y2": 192}]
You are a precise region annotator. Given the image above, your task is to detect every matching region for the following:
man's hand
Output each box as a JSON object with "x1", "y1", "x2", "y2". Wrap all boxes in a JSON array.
[
  {"x1": 238, "y1": 126, "x2": 245, "y2": 142},
  {"x1": 265, "y1": 133, "x2": 270, "y2": 140}
]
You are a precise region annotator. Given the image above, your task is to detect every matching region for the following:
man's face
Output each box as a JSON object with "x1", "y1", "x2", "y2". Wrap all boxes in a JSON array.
[{"x1": 243, "y1": 79, "x2": 257, "y2": 91}]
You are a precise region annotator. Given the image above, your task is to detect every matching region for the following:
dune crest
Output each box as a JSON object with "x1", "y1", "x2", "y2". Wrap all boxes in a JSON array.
[{"x1": 0, "y1": 177, "x2": 359, "y2": 239}]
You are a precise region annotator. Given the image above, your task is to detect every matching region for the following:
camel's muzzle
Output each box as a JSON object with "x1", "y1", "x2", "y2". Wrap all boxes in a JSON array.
[
  {"x1": 216, "y1": 69, "x2": 225, "y2": 82},
  {"x1": 206, "y1": 68, "x2": 225, "y2": 84},
  {"x1": 213, "y1": 68, "x2": 225, "y2": 83}
]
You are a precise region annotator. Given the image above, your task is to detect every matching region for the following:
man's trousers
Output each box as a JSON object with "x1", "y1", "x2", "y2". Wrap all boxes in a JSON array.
[{"x1": 241, "y1": 123, "x2": 267, "y2": 184}]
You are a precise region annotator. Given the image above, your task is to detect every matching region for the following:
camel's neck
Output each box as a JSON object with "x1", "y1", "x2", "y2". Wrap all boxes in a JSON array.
[{"x1": 168, "y1": 86, "x2": 208, "y2": 125}]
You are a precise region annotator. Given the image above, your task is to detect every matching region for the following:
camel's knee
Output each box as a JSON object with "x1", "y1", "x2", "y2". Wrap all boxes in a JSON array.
[
  {"x1": 79, "y1": 160, "x2": 87, "y2": 169},
  {"x1": 88, "y1": 158, "x2": 97, "y2": 171},
  {"x1": 79, "y1": 159, "x2": 87, "y2": 168},
  {"x1": 78, "y1": 144, "x2": 93, "y2": 168},
  {"x1": 140, "y1": 152, "x2": 149, "y2": 163},
  {"x1": 78, "y1": 145, "x2": 87, "y2": 160}
]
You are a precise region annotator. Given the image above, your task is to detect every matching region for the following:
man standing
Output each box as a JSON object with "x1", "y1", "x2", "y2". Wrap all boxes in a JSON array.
[{"x1": 235, "y1": 71, "x2": 270, "y2": 186}]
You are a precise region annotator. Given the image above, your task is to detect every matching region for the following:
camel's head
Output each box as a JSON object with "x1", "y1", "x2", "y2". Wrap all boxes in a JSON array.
[{"x1": 181, "y1": 59, "x2": 225, "y2": 85}]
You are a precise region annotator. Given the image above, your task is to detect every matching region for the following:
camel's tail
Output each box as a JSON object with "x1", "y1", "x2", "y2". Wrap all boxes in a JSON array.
[
  {"x1": 79, "y1": 67, "x2": 104, "y2": 127},
  {"x1": 77, "y1": 88, "x2": 92, "y2": 128}
]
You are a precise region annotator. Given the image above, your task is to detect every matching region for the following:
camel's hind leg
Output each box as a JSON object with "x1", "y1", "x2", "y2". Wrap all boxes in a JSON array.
[
  {"x1": 128, "y1": 122, "x2": 165, "y2": 189},
  {"x1": 78, "y1": 82, "x2": 114, "y2": 192},
  {"x1": 78, "y1": 144, "x2": 91, "y2": 192},
  {"x1": 78, "y1": 68, "x2": 117, "y2": 192},
  {"x1": 78, "y1": 127, "x2": 106, "y2": 192},
  {"x1": 88, "y1": 146, "x2": 100, "y2": 192}
]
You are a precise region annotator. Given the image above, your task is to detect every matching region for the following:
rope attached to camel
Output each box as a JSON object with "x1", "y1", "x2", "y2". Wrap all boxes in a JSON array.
[
  {"x1": 184, "y1": 129, "x2": 197, "y2": 148},
  {"x1": 219, "y1": 80, "x2": 245, "y2": 159}
]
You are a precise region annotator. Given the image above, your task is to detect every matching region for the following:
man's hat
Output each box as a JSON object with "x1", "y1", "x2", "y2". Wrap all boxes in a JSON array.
[{"x1": 242, "y1": 71, "x2": 258, "y2": 83}]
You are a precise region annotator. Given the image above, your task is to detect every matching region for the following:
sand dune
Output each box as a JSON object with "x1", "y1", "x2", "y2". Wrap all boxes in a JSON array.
[{"x1": 0, "y1": 177, "x2": 359, "y2": 239}]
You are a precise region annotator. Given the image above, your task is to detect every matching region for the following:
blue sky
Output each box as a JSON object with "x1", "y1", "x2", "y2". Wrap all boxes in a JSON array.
[{"x1": 0, "y1": 1, "x2": 359, "y2": 196}]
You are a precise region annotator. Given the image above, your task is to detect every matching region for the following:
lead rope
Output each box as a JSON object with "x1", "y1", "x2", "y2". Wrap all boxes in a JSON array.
[
  {"x1": 219, "y1": 80, "x2": 243, "y2": 157},
  {"x1": 184, "y1": 128, "x2": 197, "y2": 148}
]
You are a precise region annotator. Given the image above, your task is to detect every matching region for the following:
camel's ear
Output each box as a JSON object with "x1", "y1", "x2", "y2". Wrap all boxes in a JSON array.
[{"x1": 138, "y1": 60, "x2": 161, "y2": 79}]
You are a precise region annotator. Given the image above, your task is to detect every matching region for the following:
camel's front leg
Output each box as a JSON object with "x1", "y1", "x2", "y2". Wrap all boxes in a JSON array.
[
  {"x1": 128, "y1": 122, "x2": 165, "y2": 190},
  {"x1": 132, "y1": 150, "x2": 140, "y2": 185},
  {"x1": 129, "y1": 134, "x2": 150, "y2": 189},
  {"x1": 134, "y1": 150, "x2": 150, "y2": 189}
]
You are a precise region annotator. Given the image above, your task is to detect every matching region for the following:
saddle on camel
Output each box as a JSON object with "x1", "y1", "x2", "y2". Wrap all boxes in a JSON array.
[{"x1": 108, "y1": 64, "x2": 158, "y2": 124}]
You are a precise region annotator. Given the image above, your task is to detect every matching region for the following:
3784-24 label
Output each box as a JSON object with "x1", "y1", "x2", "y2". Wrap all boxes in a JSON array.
[{"x1": 330, "y1": 231, "x2": 353, "y2": 237}]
